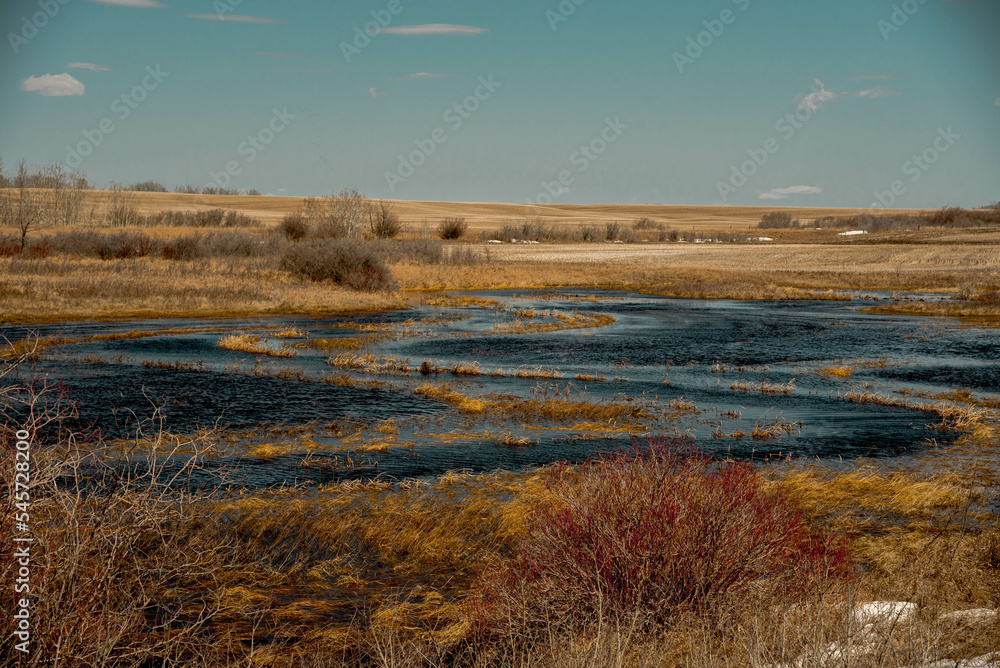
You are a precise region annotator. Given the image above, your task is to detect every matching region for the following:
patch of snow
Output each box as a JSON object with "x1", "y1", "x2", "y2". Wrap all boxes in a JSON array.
[
  {"x1": 938, "y1": 608, "x2": 997, "y2": 624},
  {"x1": 838, "y1": 230, "x2": 869, "y2": 236},
  {"x1": 854, "y1": 601, "x2": 917, "y2": 627}
]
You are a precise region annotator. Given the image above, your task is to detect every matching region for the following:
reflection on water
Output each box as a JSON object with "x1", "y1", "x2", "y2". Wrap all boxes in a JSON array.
[{"x1": 6, "y1": 290, "x2": 997, "y2": 488}]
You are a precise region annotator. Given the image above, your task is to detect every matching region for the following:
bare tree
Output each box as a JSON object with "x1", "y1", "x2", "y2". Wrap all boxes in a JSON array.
[
  {"x1": 106, "y1": 181, "x2": 142, "y2": 227},
  {"x1": 331, "y1": 187, "x2": 372, "y2": 238},
  {"x1": 369, "y1": 199, "x2": 401, "y2": 238},
  {"x1": 3, "y1": 160, "x2": 43, "y2": 250},
  {"x1": 302, "y1": 188, "x2": 374, "y2": 239}
]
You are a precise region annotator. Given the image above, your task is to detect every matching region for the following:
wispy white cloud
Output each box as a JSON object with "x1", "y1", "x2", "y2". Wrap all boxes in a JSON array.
[
  {"x1": 388, "y1": 72, "x2": 460, "y2": 81},
  {"x1": 856, "y1": 87, "x2": 900, "y2": 99},
  {"x1": 995, "y1": 96, "x2": 1000, "y2": 107},
  {"x1": 67, "y1": 62, "x2": 112, "y2": 71},
  {"x1": 380, "y1": 24, "x2": 488, "y2": 35},
  {"x1": 20, "y1": 73, "x2": 85, "y2": 96},
  {"x1": 797, "y1": 79, "x2": 836, "y2": 112},
  {"x1": 759, "y1": 186, "x2": 822, "y2": 200},
  {"x1": 87, "y1": 0, "x2": 165, "y2": 7},
  {"x1": 250, "y1": 51, "x2": 305, "y2": 58},
  {"x1": 369, "y1": 87, "x2": 386, "y2": 98},
  {"x1": 187, "y1": 13, "x2": 287, "y2": 23}
]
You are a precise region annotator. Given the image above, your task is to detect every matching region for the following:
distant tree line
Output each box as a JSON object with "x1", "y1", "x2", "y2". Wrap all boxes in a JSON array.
[{"x1": 0, "y1": 159, "x2": 262, "y2": 197}]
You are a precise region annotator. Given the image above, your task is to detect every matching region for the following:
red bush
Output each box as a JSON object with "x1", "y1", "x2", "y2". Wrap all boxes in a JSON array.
[
  {"x1": 0, "y1": 240, "x2": 20, "y2": 257},
  {"x1": 477, "y1": 438, "x2": 848, "y2": 634},
  {"x1": 28, "y1": 241, "x2": 51, "y2": 259}
]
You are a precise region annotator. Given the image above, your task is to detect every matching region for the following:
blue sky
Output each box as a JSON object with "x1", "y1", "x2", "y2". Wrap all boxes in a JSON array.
[{"x1": 1, "y1": 0, "x2": 997, "y2": 208}]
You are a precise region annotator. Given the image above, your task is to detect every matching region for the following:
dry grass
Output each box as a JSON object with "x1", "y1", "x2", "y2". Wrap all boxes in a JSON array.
[
  {"x1": 272, "y1": 327, "x2": 307, "y2": 338},
  {"x1": 0, "y1": 255, "x2": 402, "y2": 323},
  {"x1": 413, "y1": 382, "x2": 656, "y2": 424},
  {"x1": 731, "y1": 378, "x2": 796, "y2": 395},
  {"x1": 218, "y1": 334, "x2": 296, "y2": 357},
  {"x1": 818, "y1": 365, "x2": 853, "y2": 378}
]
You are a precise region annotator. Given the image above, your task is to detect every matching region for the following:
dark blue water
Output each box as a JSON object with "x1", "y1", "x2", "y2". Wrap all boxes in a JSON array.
[{"x1": 5, "y1": 290, "x2": 996, "y2": 488}]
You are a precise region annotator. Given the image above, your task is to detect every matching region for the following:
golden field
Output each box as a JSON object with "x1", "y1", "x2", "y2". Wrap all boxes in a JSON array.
[{"x1": 14, "y1": 187, "x2": 928, "y2": 231}]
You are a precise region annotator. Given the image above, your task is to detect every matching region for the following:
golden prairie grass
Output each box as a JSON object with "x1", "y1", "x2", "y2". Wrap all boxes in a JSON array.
[
  {"x1": 0, "y1": 255, "x2": 403, "y2": 323},
  {"x1": 772, "y1": 467, "x2": 981, "y2": 526},
  {"x1": 839, "y1": 386, "x2": 998, "y2": 436},
  {"x1": 414, "y1": 382, "x2": 657, "y2": 424},
  {"x1": 272, "y1": 326, "x2": 307, "y2": 338},
  {"x1": 492, "y1": 310, "x2": 616, "y2": 335},
  {"x1": 218, "y1": 333, "x2": 296, "y2": 357}
]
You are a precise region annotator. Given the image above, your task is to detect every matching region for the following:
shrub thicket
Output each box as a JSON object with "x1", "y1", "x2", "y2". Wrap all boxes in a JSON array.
[
  {"x1": 127, "y1": 180, "x2": 168, "y2": 192},
  {"x1": 437, "y1": 217, "x2": 468, "y2": 240},
  {"x1": 280, "y1": 239, "x2": 397, "y2": 291},
  {"x1": 759, "y1": 211, "x2": 796, "y2": 229},
  {"x1": 479, "y1": 439, "x2": 848, "y2": 637},
  {"x1": 280, "y1": 213, "x2": 309, "y2": 241}
]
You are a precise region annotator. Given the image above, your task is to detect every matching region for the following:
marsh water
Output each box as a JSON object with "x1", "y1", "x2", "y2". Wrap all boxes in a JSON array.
[{"x1": 7, "y1": 290, "x2": 998, "y2": 488}]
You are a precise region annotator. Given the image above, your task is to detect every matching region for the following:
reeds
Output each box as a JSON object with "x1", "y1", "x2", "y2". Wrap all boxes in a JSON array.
[
  {"x1": 731, "y1": 378, "x2": 796, "y2": 394},
  {"x1": 218, "y1": 334, "x2": 296, "y2": 357}
]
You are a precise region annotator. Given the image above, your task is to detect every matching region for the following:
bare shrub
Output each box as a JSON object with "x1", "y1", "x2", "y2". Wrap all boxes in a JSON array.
[
  {"x1": 127, "y1": 180, "x2": 168, "y2": 192},
  {"x1": 280, "y1": 239, "x2": 397, "y2": 291},
  {"x1": 478, "y1": 438, "x2": 848, "y2": 639},
  {"x1": 374, "y1": 238, "x2": 443, "y2": 264},
  {"x1": 369, "y1": 200, "x2": 401, "y2": 239},
  {"x1": 142, "y1": 209, "x2": 260, "y2": 228},
  {"x1": 445, "y1": 245, "x2": 490, "y2": 265},
  {"x1": 280, "y1": 213, "x2": 309, "y2": 241},
  {"x1": 633, "y1": 217, "x2": 661, "y2": 230},
  {"x1": 160, "y1": 235, "x2": 202, "y2": 261},
  {"x1": 174, "y1": 184, "x2": 200, "y2": 194},
  {"x1": 303, "y1": 188, "x2": 373, "y2": 239},
  {"x1": 0, "y1": 360, "x2": 234, "y2": 668},
  {"x1": 438, "y1": 217, "x2": 468, "y2": 240},
  {"x1": 604, "y1": 221, "x2": 621, "y2": 240},
  {"x1": 0, "y1": 160, "x2": 43, "y2": 250},
  {"x1": 105, "y1": 183, "x2": 143, "y2": 227},
  {"x1": 759, "y1": 211, "x2": 795, "y2": 229}
]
